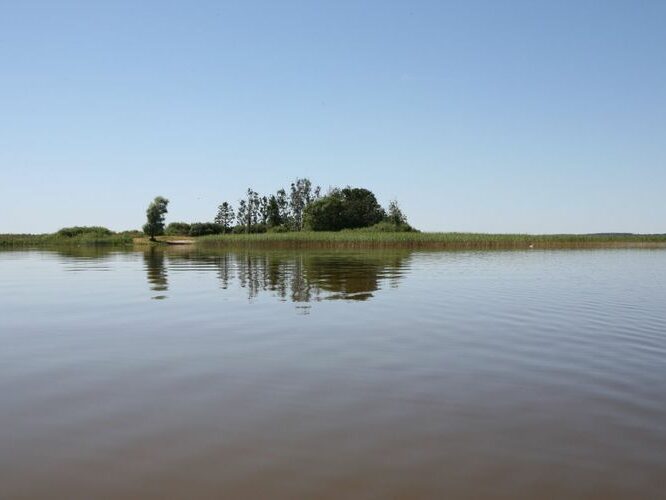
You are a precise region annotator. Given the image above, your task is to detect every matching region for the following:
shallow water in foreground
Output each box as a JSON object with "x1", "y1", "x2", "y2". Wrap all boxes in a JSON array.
[{"x1": 1, "y1": 248, "x2": 665, "y2": 499}]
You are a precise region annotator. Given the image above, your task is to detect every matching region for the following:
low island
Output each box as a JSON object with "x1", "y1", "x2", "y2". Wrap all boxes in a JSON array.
[{"x1": 3, "y1": 178, "x2": 665, "y2": 250}]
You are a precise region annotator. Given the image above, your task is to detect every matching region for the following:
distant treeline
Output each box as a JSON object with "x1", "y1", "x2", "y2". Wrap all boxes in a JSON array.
[
  {"x1": 160, "y1": 178, "x2": 414, "y2": 238},
  {"x1": 0, "y1": 226, "x2": 136, "y2": 247}
]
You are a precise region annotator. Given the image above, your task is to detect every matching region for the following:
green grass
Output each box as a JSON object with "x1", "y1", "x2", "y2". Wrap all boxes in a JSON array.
[
  {"x1": 0, "y1": 232, "x2": 133, "y2": 247},
  {"x1": 196, "y1": 231, "x2": 666, "y2": 250},
  {"x1": 4, "y1": 230, "x2": 665, "y2": 250}
]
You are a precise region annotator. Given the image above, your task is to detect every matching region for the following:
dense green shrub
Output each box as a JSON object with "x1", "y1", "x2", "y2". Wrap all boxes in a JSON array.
[
  {"x1": 118, "y1": 230, "x2": 144, "y2": 238},
  {"x1": 350, "y1": 221, "x2": 416, "y2": 232},
  {"x1": 165, "y1": 222, "x2": 191, "y2": 236},
  {"x1": 0, "y1": 232, "x2": 131, "y2": 246},
  {"x1": 304, "y1": 196, "x2": 345, "y2": 231},
  {"x1": 188, "y1": 222, "x2": 224, "y2": 237},
  {"x1": 56, "y1": 226, "x2": 113, "y2": 237},
  {"x1": 230, "y1": 224, "x2": 268, "y2": 234},
  {"x1": 267, "y1": 224, "x2": 291, "y2": 233},
  {"x1": 304, "y1": 187, "x2": 385, "y2": 231},
  {"x1": 339, "y1": 187, "x2": 386, "y2": 229}
]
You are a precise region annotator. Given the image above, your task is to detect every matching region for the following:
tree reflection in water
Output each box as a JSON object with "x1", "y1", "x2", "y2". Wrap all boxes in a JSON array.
[
  {"x1": 38, "y1": 247, "x2": 410, "y2": 310},
  {"x1": 143, "y1": 248, "x2": 168, "y2": 299},
  {"x1": 168, "y1": 249, "x2": 410, "y2": 310}
]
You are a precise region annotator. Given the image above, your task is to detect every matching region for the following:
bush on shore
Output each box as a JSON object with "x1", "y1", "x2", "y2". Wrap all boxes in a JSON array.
[
  {"x1": 348, "y1": 221, "x2": 417, "y2": 233},
  {"x1": 304, "y1": 188, "x2": 385, "y2": 231},
  {"x1": 56, "y1": 226, "x2": 113, "y2": 237},
  {"x1": 188, "y1": 222, "x2": 225, "y2": 237},
  {"x1": 165, "y1": 222, "x2": 191, "y2": 236},
  {"x1": 0, "y1": 231, "x2": 132, "y2": 247}
]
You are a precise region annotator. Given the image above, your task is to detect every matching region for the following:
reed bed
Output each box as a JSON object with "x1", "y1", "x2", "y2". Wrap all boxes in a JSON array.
[
  {"x1": 0, "y1": 233, "x2": 133, "y2": 247},
  {"x1": 4, "y1": 231, "x2": 665, "y2": 250},
  {"x1": 196, "y1": 231, "x2": 666, "y2": 250}
]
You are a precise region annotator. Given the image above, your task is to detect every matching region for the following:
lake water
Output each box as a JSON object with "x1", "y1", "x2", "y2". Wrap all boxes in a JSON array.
[{"x1": 1, "y1": 248, "x2": 665, "y2": 499}]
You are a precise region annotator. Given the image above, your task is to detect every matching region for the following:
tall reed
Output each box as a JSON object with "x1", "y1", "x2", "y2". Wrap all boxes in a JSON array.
[
  {"x1": 195, "y1": 231, "x2": 666, "y2": 250},
  {"x1": 0, "y1": 233, "x2": 133, "y2": 247}
]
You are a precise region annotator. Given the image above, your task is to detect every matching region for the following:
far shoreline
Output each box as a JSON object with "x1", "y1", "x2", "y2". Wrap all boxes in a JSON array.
[{"x1": 3, "y1": 231, "x2": 666, "y2": 250}]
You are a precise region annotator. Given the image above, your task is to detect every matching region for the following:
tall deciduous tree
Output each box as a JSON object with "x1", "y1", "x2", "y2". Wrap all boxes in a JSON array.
[
  {"x1": 214, "y1": 202, "x2": 235, "y2": 233},
  {"x1": 246, "y1": 188, "x2": 260, "y2": 231},
  {"x1": 276, "y1": 188, "x2": 289, "y2": 224},
  {"x1": 143, "y1": 196, "x2": 169, "y2": 241},
  {"x1": 259, "y1": 196, "x2": 269, "y2": 225},
  {"x1": 236, "y1": 200, "x2": 247, "y2": 232},
  {"x1": 289, "y1": 178, "x2": 320, "y2": 231},
  {"x1": 387, "y1": 199, "x2": 407, "y2": 225},
  {"x1": 266, "y1": 195, "x2": 282, "y2": 227}
]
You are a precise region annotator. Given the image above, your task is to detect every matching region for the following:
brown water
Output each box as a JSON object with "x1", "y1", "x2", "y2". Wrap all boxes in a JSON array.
[{"x1": 1, "y1": 248, "x2": 665, "y2": 499}]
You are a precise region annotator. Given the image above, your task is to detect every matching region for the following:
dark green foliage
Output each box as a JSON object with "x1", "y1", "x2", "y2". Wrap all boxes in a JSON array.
[
  {"x1": 266, "y1": 195, "x2": 283, "y2": 227},
  {"x1": 304, "y1": 195, "x2": 346, "y2": 231},
  {"x1": 230, "y1": 189, "x2": 266, "y2": 233},
  {"x1": 0, "y1": 232, "x2": 132, "y2": 247},
  {"x1": 165, "y1": 222, "x2": 191, "y2": 236},
  {"x1": 212, "y1": 179, "x2": 396, "y2": 235},
  {"x1": 259, "y1": 196, "x2": 269, "y2": 225},
  {"x1": 119, "y1": 230, "x2": 144, "y2": 238},
  {"x1": 289, "y1": 178, "x2": 320, "y2": 230},
  {"x1": 356, "y1": 221, "x2": 416, "y2": 232},
  {"x1": 246, "y1": 188, "x2": 260, "y2": 230},
  {"x1": 305, "y1": 187, "x2": 385, "y2": 231},
  {"x1": 166, "y1": 180, "x2": 410, "y2": 238},
  {"x1": 338, "y1": 187, "x2": 385, "y2": 229},
  {"x1": 214, "y1": 202, "x2": 235, "y2": 233},
  {"x1": 236, "y1": 200, "x2": 247, "y2": 232},
  {"x1": 143, "y1": 196, "x2": 169, "y2": 240},
  {"x1": 56, "y1": 226, "x2": 113, "y2": 237},
  {"x1": 188, "y1": 223, "x2": 224, "y2": 237},
  {"x1": 264, "y1": 189, "x2": 291, "y2": 228},
  {"x1": 229, "y1": 223, "x2": 266, "y2": 234},
  {"x1": 386, "y1": 200, "x2": 407, "y2": 226},
  {"x1": 267, "y1": 224, "x2": 290, "y2": 233},
  {"x1": 276, "y1": 188, "x2": 289, "y2": 223}
]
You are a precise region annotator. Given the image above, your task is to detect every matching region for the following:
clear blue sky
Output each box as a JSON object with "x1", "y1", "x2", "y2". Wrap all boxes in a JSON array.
[{"x1": 1, "y1": 0, "x2": 665, "y2": 233}]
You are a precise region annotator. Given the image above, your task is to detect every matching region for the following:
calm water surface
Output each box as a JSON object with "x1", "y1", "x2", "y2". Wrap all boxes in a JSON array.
[{"x1": 1, "y1": 248, "x2": 665, "y2": 499}]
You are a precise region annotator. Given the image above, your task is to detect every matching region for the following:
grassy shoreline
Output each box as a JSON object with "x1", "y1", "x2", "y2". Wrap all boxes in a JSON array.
[
  {"x1": 0, "y1": 233, "x2": 134, "y2": 247},
  {"x1": 195, "y1": 231, "x2": 666, "y2": 250},
  {"x1": 3, "y1": 231, "x2": 666, "y2": 250}
]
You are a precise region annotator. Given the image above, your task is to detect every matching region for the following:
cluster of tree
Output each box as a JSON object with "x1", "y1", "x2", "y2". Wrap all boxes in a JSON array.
[
  {"x1": 56, "y1": 226, "x2": 113, "y2": 237},
  {"x1": 306, "y1": 187, "x2": 386, "y2": 231},
  {"x1": 165, "y1": 222, "x2": 224, "y2": 237},
  {"x1": 218, "y1": 178, "x2": 321, "y2": 234},
  {"x1": 144, "y1": 177, "x2": 413, "y2": 238}
]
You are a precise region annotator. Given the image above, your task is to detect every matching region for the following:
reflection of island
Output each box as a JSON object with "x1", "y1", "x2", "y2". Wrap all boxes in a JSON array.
[
  {"x1": 304, "y1": 254, "x2": 405, "y2": 301},
  {"x1": 143, "y1": 248, "x2": 168, "y2": 298},
  {"x1": 44, "y1": 247, "x2": 410, "y2": 309},
  {"x1": 169, "y1": 250, "x2": 410, "y2": 306},
  {"x1": 48, "y1": 246, "x2": 118, "y2": 259}
]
